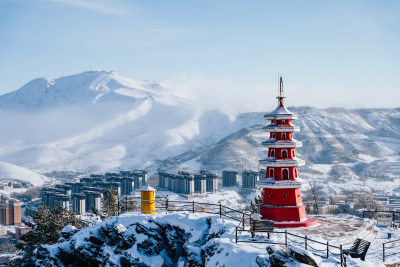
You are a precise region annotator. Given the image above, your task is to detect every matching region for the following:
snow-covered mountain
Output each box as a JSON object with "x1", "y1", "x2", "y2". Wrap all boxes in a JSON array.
[
  {"x1": 0, "y1": 71, "x2": 164, "y2": 109},
  {"x1": 0, "y1": 71, "x2": 399, "y2": 195},
  {"x1": 0, "y1": 162, "x2": 48, "y2": 186},
  {"x1": 0, "y1": 71, "x2": 258, "y2": 173}
]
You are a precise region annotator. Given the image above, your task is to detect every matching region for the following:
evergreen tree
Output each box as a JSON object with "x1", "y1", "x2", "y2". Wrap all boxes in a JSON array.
[
  {"x1": 17, "y1": 204, "x2": 83, "y2": 263},
  {"x1": 250, "y1": 190, "x2": 265, "y2": 214},
  {"x1": 101, "y1": 185, "x2": 119, "y2": 219}
]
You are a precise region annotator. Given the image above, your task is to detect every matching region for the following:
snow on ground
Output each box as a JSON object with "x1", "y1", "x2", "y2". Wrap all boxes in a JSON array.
[
  {"x1": 0, "y1": 161, "x2": 49, "y2": 186},
  {"x1": 237, "y1": 214, "x2": 400, "y2": 266},
  {"x1": 0, "y1": 187, "x2": 27, "y2": 196},
  {"x1": 358, "y1": 154, "x2": 378, "y2": 163},
  {"x1": 37, "y1": 212, "x2": 377, "y2": 266},
  {"x1": 132, "y1": 187, "x2": 249, "y2": 210}
]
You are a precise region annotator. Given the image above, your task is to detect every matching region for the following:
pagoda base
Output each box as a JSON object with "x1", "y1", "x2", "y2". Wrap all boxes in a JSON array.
[{"x1": 272, "y1": 217, "x2": 318, "y2": 228}]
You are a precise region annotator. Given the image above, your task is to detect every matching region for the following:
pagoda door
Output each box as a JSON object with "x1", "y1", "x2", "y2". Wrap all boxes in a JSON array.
[{"x1": 282, "y1": 169, "x2": 289, "y2": 180}]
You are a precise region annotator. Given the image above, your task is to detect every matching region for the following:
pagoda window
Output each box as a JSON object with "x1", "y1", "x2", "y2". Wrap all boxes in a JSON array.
[
  {"x1": 282, "y1": 169, "x2": 289, "y2": 180},
  {"x1": 282, "y1": 120, "x2": 285, "y2": 125},
  {"x1": 282, "y1": 133, "x2": 286, "y2": 140},
  {"x1": 291, "y1": 150, "x2": 295, "y2": 157},
  {"x1": 270, "y1": 149, "x2": 275, "y2": 157},
  {"x1": 282, "y1": 150, "x2": 288, "y2": 159},
  {"x1": 271, "y1": 133, "x2": 276, "y2": 139},
  {"x1": 269, "y1": 168, "x2": 274, "y2": 178}
]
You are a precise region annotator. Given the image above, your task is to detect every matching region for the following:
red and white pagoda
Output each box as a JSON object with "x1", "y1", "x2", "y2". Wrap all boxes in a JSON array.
[{"x1": 257, "y1": 75, "x2": 317, "y2": 227}]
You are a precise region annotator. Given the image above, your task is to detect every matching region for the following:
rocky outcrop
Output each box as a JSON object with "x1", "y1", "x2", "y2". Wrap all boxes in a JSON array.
[
  {"x1": 22, "y1": 213, "x2": 324, "y2": 267},
  {"x1": 25, "y1": 214, "x2": 230, "y2": 267},
  {"x1": 290, "y1": 246, "x2": 320, "y2": 266}
]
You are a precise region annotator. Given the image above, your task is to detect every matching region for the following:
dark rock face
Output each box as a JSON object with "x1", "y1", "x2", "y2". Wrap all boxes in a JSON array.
[
  {"x1": 26, "y1": 217, "x2": 226, "y2": 267},
  {"x1": 257, "y1": 245, "x2": 308, "y2": 267},
  {"x1": 290, "y1": 247, "x2": 319, "y2": 267}
]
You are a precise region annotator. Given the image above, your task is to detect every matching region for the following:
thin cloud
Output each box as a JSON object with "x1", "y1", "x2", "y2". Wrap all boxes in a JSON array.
[
  {"x1": 43, "y1": 0, "x2": 128, "y2": 15},
  {"x1": 164, "y1": 74, "x2": 276, "y2": 113}
]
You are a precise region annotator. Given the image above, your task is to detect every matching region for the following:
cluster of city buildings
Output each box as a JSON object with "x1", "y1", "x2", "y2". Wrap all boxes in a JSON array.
[
  {"x1": 0, "y1": 195, "x2": 21, "y2": 226},
  {"x1": 0, "y1": 194, "x2": 31, "y2": 245},
  {"x1": 303, "y1": 192, "x2": 400, "y2": 216},
  {"x1": 222, "y1": 169, "x2": 266, "y2": 188},
  {"x1": 41, "y1": 170, "x2": 148, "y2": 215},
  {"x1": 158, "y1": 171, "x2": 218, "y2": 194},
  {"x1": 0, "y1": 182, "x2": 23, "y2": 190},
  {"x1": 158, "y1": 169, "x2": 267, "y2": 194}
]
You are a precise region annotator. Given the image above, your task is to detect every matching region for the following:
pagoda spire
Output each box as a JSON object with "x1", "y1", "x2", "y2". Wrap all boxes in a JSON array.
[{"x1": 277, "y1": 74, "x2": 286, "y2": 107}]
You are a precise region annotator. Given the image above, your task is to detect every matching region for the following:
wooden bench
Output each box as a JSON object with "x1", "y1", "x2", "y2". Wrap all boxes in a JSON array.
[
  {"x1": 343, "y1": 238, "x2": 371, "y2": 261},
  {"x1": 251, "y1": 220, "x2": 274, "y2": 238}
]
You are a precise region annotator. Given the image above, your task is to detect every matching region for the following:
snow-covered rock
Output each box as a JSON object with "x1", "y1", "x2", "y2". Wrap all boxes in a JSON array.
[
  {"x1": 24, "y1": 212, "x2": 328, "y2": 267},
  {"x1": 290, "y1": 246, "x2": 320, "y2": 266}
]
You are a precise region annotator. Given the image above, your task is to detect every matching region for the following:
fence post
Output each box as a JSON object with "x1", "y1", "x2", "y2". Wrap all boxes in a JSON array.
[
  {"x1": 285, "y1": 230, "x2": 288, "y2": 247},
  {"x1": 219, "y1": 203, "x2": 222, "y2": 217},
  {"x1": 340, "y1": 245, "x2": 343, "y2": 266},
  {"x1": 242, "y1": 213, "x2": 245, "y2": 230},
  {"x1": 117, "y1": 198, "x2": 120, "y2": 215},
  {"x1": 125, "y1": 196, "x2": 127, "y2": 211},
  {"x1": 326, "y1": 242, "x2": 329, "y2": 258},
  {"x1": 166, "y1": 198, "x2": 169, "y2": 212},
  {"x1": 192, "y1": 201, "x2": 195, "y2": 213},
  {"x1": 235, "y1": 227, "x2": 238, "y2": 243},
  {"x1": 305, "y1": 235, "x2": 307, "y2": 250},
  {"x1": 383, "y1": 243, "x2": 385, "y2": 262}
]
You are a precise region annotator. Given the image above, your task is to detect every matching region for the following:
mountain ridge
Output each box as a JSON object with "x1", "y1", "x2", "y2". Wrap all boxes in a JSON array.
[{"x1": 0, "y1": 71, "x2": 399, "y2": 195}]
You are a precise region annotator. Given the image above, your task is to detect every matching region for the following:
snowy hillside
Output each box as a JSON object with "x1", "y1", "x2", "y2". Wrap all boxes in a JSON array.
[
  {"x1": 0, "y1": 162, "x2": 48, "y2": 186},
  {"x1": 0, "y1": 71, "x2": 259, "y2": 173},
  {"x1": 26, "y1": 212, "x2": 373, "y2": 267},
  {"x1": 0, "y1": 71, "x2": 399, "y2": 195},
  {"x1": 0, "y1": 71, "x2": 164, "y2": 109}
]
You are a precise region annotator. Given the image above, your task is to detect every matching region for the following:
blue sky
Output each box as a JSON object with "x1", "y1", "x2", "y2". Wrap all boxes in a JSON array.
[{"x1": 0, "y1": 0, "x2": 399, "y2": 111}]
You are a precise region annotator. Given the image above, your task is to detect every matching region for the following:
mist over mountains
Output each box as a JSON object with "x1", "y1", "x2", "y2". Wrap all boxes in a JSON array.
[{"x1": 0, "y1": 71, "x2": 399, "y2": 194}]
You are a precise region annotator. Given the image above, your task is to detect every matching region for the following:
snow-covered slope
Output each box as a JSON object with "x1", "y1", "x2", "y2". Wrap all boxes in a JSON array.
[
  {"x1": 0, "y1": 162, "x2": 48, "y2": 186},
  {"x1": 0, "y1": 71, "x2": 399, "y2": 195},
  {"x1": 0, "y1": 71, "x2": 164, "y2": 109},
  {"x1": 26, "y1": 212, "x2": 372, "y2": 266},
  {"x1": 0, "y1": 71, "x2": 257, "y2": 173}
]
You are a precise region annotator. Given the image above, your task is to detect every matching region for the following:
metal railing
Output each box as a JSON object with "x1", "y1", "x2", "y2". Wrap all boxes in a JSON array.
[
  {"x1": 383, "y1": 239, "x2": 400, "y2": 262},
  {"x1": 235, "y1": 228, "x2": 346, "y2": 266},
  {"x1": 362, "y1": 210, "x2": 400, "y2": 221},
  {"x1": 118, "y1": 196, "x2": 347, "y2": 265},
  {"x1": 118, "y1": 196, "x2": 250, "y2": 229}
]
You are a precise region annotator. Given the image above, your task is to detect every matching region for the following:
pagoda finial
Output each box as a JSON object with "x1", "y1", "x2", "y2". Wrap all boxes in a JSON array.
[{"x1": 277, "y1": 74, "x2": 286, "y2": 106}]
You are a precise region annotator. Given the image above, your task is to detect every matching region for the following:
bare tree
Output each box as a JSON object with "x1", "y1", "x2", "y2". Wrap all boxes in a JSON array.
[
  {"x1": 353, "y1": 191, "x2": 377, "y2": 211},
  {"x1": 250, "y1": 190, "x2": 264, "y2": 214},
  {"x1": 311, "y1": 179, "x2": 319, "y2": 215}
]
